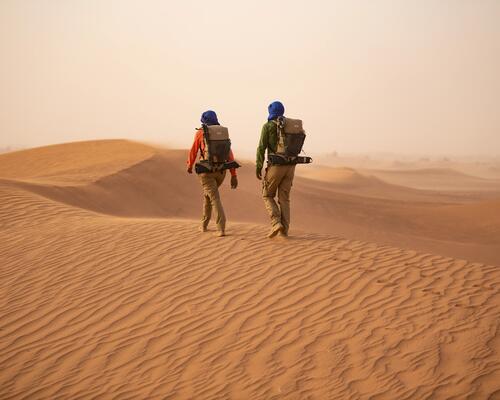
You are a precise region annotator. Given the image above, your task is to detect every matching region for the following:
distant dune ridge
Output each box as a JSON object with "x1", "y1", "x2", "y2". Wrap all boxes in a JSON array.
[{"x1": 1, "y1": 140, "x2": 499, "y2": 399}]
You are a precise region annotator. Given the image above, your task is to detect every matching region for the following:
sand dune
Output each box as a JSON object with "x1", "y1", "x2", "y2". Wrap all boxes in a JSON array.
[
  {"x1": 293, "y1": 165, "x2": 490, "y2": 202},
  {"x1": 317, "y1": 154, "x2": 500, "y2": 181},
  {"x1": 360, "y1": 167, "x2": 500, "y2": 192},
  {"x1": 1, "y1": 140, "x2": 498, "y2": 265},
  {"x1": 1, "y1": 140, "x2": 500, "y2": 399},
  {"x1": 0, "y1": 139, "x2": 156, "y2": 185},
  {"x1": 1, "y1": 182, "x2": 500, "y2": 399}
]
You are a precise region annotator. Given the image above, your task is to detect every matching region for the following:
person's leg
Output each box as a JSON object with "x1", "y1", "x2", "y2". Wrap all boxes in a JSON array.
[
  {"x1": 262, "y1": 165, "x2": 286, "y2": 237},
  {"x1": 278, "y1": 165, "x2": 296, "y2": 236},
  {"x1": 215, "y1": 170, "x2": 226, "y2": 188},
  {"x1": 200, "y1": 193, "x2": 211, "y2": 231},
  {"x1": 198, "y1": 174, "x2": 214, "y2": 231},
  {"x1": 199, "y1": 173, "x2": 222, "y2": 232},
  {"x1": 213, "y1": 171, "x2": 227, "y2": 233}
]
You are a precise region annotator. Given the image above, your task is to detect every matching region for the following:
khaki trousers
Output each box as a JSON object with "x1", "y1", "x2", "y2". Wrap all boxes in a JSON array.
[
  {"x1": 198, "y1": 170, "x2": 227, "y2": 232},
  {"x1": 262, "y1": 164, "x2": 296, "y2": 234}
]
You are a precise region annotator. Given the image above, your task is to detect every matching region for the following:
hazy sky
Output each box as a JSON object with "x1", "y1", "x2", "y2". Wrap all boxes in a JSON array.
[{"x1": 1, "y1": 0, "x2": 499, "y2": 157}]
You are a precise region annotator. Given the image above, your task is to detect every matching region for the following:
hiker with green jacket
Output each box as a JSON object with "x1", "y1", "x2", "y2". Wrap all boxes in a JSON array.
[{"x1": 256, "y1": 101, "x2": 296, "y2": 238}]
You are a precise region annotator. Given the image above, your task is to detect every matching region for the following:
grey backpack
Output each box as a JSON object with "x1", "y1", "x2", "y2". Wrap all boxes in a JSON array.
[
  {"x1": 195, "y1": 125, "x2": 240, "y2": 174},
  {"x1": 276, "y1": 117, "x2": 306, "y2": 157},
  {"x1": 202, "y1": 125, "x2": 231, "y2": 164},
  {"x1": 268, "y1": 117, "x2": 312, "y2": 165}
]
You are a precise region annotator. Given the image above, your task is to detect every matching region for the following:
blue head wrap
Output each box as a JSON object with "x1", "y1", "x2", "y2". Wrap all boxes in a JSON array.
[
  {"x1": 201, "y1": 110, "x2": 220, "y2": 126},
  {"x1": 267, "y1": 101, "x2": 285, "y2": 121}
]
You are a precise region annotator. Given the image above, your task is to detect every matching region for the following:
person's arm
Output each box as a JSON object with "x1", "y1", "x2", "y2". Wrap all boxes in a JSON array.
[
  {"x1": 187, "y1": 130, "x2": 203, "y2": 173},
  {"x1": 228, "y1": 149, "x2": 237, "y2": 177},
  {"x1": 256, "y1": 124, "x2": 269, "y2": 178},
  {"x1": 228, "y1": 149, "x2": 238, "y2": 189}
]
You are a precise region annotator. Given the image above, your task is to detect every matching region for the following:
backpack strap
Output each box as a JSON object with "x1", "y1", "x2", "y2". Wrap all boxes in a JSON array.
[
  {"x1": 201, "y1": 124, "x2": 210, "y2": 162},
  {"x1": 276, "y1": 116, "x2": 285, "y2": 130},
  {"x1": 275, "y1": 117, "x2": 286, "y2": 154}
]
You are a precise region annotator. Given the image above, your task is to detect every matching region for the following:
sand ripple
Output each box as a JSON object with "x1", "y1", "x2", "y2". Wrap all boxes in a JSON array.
[{"x1": 1, "y1": 186, "x2": 499, "y2": 399}]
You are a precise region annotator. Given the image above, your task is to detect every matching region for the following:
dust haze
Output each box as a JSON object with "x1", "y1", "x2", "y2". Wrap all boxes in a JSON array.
[
  {"x1": 2, "y1": 3, "x2": 500, "y2": 397},
  {"x1": 1, "y1": 0, "x2": 499, "y2": 157}
]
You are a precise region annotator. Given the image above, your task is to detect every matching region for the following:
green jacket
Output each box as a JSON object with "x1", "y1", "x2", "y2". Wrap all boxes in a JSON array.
[{"x1": 256, "y1": 121, "x2": 279, "y2": 171}]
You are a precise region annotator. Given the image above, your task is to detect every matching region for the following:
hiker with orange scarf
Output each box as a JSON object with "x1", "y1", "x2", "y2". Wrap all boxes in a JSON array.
[{"x1": 187, "y1": 110, "x2": 238, "y2": 237}]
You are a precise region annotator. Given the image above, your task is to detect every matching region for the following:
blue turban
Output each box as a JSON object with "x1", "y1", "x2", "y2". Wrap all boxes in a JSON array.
[
  {"x1": 201, "y1": 110, "x2": 220, "y2": 126},
  {"x1": 267, "y1": 101, "x2": 285, "y2": 121}
]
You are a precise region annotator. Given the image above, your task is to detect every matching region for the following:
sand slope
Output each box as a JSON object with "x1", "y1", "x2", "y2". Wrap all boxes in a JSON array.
[
  {"x1": 360, "y1": 167, "x2": 500, "y2": 192},
  {"x1": 1, "y1": 140, "x2": 500, "y2": 399},
  {"x1": 1, "y1": 140, "x2": 498, "y2": 265},
  {"x1": 297, "y1": 165, "x2": 500, "y2": 199},
  {"x1": 1, "y1": 185, "x2": 500, "y2": 399},
  {"x1": 0, "y1": 139, "x2": 156, "y2": 185}
]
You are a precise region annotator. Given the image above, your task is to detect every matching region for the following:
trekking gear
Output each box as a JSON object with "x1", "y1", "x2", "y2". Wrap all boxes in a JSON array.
[
  {"x1": 203, "y1": 125, "x2": 230, "y2": 163},
  {"x1": 268, "y1": 154, "x2": 313, "y2": 165},
  {"x1": 195, "y1": 124, "x2": 240, "y2": 174},
  {"x1": 276, "y1": 117, "x2": 305, "y2": 156},
  {"x1": 268, "y1": 117, "x2": 312, "y2": 165},
  {"x1": 195, "y1": 160, "x2": 240, "y2": 174}
]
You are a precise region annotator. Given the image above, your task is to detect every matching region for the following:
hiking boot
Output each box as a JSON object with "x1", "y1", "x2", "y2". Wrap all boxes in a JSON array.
[
  {"x1": 214, "y1": 231, "x2": 225, "y2": 237},
  {"x1": 279, "y1": 230, "x2": 289, "y2": 238},
  {"x1": 268, "y1": 224, "x2": 284, "y2": 238},
  {"x1": 198, "y1": 226, "x2": 208, "y2": 233}
]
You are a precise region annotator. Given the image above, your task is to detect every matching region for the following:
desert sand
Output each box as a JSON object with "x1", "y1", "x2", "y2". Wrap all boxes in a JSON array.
[{"x1": 1, "y1": 140, "x2": 499, "y2": 399}]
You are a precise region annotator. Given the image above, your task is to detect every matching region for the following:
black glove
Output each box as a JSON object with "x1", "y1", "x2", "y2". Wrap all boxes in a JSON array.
[{"x1": 231, "y1": 175, "x2": 238, "y2": 189}]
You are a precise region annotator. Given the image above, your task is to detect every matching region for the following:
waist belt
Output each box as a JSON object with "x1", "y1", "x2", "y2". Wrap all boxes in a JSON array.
[
  {"x1": 195, "y1": 160, "x2": 240, "y2": 174},
  {"x1": 268, "y1": 154, "x2": 313, "y2": 165}
]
